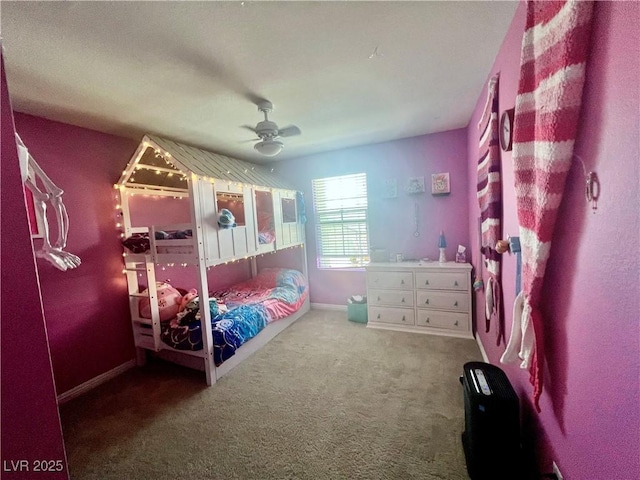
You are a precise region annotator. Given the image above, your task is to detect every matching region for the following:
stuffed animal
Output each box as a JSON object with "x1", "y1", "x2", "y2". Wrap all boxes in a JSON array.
[
  {"x1": 218, "y1": 208, "x2": 237, "y2": 229},
  {"x1": 174, "y1": 293, "x2": 201, "y2": 327},
  {"x1": 172, "y1": 294, "x2": 229, "y2": 327},
  {"x1": 139, "y1": 281, "x2": 183, "y2": 321},
  {"x1": 179, "y1": 288, "x2": 198, "y2": 312}
]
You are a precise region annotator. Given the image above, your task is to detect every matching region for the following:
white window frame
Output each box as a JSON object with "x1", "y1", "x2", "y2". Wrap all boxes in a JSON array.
[{"x1": 311, "y1": 173, "x2": 369, "y2": 269}]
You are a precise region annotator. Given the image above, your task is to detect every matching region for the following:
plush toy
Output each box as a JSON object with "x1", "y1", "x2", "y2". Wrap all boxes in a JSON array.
[
  {"x1": 172, "y1": 294, "x2": 229, "y2": 327},
  {"x1": 139, "y1": 281, "x2": 183, "y2": 321},
  {"x1": 174, "y1": 294, "x2": 201, "y2": 327},
  {"x1": 179, "y1": 289, "x2": 198, "y2": 312},
  {"x1": 217, "y1": 209, "x2": 237, "y2": 229}
]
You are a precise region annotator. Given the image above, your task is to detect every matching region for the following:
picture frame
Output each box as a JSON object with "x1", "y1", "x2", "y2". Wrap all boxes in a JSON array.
[
  {"x1": 382, "y1": 178, "x2": 398, "y2": 199},
  {"x1": 405, "y1": 176, "x2": 425, "y2": 195},
  {"x1": 431, "y1": 172, "x2": 450, "y2": 195}
]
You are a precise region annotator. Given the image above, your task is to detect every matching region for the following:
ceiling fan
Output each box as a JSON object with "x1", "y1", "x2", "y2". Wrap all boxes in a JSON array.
[{"x1": 242, "y1": 101, "x2": 301, "y2": 157}]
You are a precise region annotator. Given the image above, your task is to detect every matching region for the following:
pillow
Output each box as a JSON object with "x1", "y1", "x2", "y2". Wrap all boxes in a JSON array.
[{"x1": 122, "y1": 233, "x2": 150, "y2": 253}]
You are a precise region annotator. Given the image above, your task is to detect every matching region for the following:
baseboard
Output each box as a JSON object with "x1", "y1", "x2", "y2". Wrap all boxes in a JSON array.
[
  {"x1": 57, "y1": 359, "x2": 136, "y2": 404},
  {"x1": 475, "y1": 334, "x2": 489, "y2": 363},
  {"x1": 311, "y1": 302, "x2": 347, "y2": 312}
]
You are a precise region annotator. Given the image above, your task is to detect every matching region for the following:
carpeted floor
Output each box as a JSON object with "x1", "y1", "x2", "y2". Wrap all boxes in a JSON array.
[{"x1": 60, "y1": 310, "x2": 482, "y2": 480}]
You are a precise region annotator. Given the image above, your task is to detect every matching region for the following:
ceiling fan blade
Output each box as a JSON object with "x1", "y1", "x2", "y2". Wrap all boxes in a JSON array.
[
  {"x1": 278, "y1": 125, "x2": 301, "y2": 137},
  {"x1": 239, "y1": 138, "x2": 260, "y2": 144},
  {"x1": 241, "y1": 125, "x2": 257, "y2": 133}
]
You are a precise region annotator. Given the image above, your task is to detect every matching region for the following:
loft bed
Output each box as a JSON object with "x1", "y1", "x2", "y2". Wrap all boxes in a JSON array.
[{"x1": 115, "y1": 134, "x2": 310, "y2": 385}]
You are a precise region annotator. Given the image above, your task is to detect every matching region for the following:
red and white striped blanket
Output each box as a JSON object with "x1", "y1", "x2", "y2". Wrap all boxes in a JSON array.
[
  {"x1": 510, "y1": 0, "x2": 594, "y2": 411},
  {"x1": 477, "y1": 74, "x2": 503, "y2": 343}
]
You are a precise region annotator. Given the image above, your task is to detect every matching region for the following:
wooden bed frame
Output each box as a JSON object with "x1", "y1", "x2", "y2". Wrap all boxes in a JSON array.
[{"x1": 116, "y1": 135, "x2": 309, "y2": 386}]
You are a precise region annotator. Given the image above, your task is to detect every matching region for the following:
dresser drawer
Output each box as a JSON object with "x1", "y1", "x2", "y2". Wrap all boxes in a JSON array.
[
  {"x1": 415, "y1": 271, "x2": 468, "y2": 291},
  {"x1": 416, "y1": 310, "x2": 469, "y2": 331},
  {"x1": 369, "y1": 289, "x2": 414, "y2": 307},
  {"x1": 367, "y1": 271, "x2": 414, "y2": 289},
  {"x1": 415, "y1": 291, "x2": 469, "y2": 312},
  {"x1": 368, "y1": 306, "x2": 415, "y2": 326}
]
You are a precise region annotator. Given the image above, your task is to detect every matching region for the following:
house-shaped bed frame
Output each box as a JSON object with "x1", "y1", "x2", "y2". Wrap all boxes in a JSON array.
[{"x1": 116, "y1": 134, "x2": 309, "y2": 385}]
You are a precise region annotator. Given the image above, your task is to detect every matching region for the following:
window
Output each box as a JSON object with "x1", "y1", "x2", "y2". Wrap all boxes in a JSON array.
[
  {"x1": 312, "y1": 173, "x2": 369, "y2": 268},
  {"x1": 281, "y1": 198, "x2": 297, "y2": 223},
  {"x1": 216, "y1": 192, "x2": 245, "y2": 226}
]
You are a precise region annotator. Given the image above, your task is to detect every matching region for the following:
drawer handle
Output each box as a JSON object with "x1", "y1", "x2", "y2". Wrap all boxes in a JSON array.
[
  {"x1": 454, "y1": 280, "x2": 459, "y2": 286},
  {"x1": 377, "y1": 314, "x2": 381, "y2": 319},
  {"x1": 401, "y1": 297, "x2": 405, "y2": 303},
  {"x1": 426, "y1": 317, "x2": 430, "y2": 324},
  {"x1": 425, "y1": 298, "x2": 430, "y2": 305},
  {"x1": 454, "y1": 301, "x2": 458, "y2": 307},
  {"x1": 401, "y1": 279, "x2": 405, "y2": 285},
  {"x1": 402, "y1": 316, "x2": 406, "y2": 322},
  {"x1": 425, "y1": 280, "x2": 430, "y2": 285},
  {"x1": 377, "y1": 296, "x2": 380, "y2": 301},
  {"x1": 454, "y1": 320, "x2": 459, "y2": 326}
]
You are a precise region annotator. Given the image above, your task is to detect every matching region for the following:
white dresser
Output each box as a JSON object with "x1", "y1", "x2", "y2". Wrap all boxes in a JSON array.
[{"x1": 366, "y1": 262, "x2": 473, "y2": 339}]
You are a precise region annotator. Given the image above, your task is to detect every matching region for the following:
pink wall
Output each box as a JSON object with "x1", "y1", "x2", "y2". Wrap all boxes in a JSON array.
[
  {"x1": 128, "y1": 195, "x2": 191, "y2": 227},
  {"x1": 466, "y1": 2, "x2": 639, "y2": 478},
  {"x1": 1, "y1": 57, "x2": 69, "y2": 479},
  {"x1": 14, "y1": 113, "x2": 140, "y2": 395},
  {"x1": 276, "y1": 129, "x2": 470, "y2": 305},
  {"x1": 154, "y1": 261, "x2": 252, "y2": 294},
  {"x1": 257, "y1": 247, "x2": 307, "y2": 273}
]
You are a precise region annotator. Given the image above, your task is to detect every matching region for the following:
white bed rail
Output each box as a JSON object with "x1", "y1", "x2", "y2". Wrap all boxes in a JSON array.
[{"x1": 149, "y1": 223, "x2": 198, "y2": 265}]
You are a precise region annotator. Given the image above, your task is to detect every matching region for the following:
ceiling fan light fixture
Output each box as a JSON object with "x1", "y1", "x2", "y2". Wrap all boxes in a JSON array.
[{"x1": 254, "y1": 139, "x2": 284, "y2": 157}]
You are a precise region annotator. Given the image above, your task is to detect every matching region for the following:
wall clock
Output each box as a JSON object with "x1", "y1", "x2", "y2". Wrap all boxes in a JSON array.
[{"x1": 500, "y1": 108, "x2": 515, "y2": 152}]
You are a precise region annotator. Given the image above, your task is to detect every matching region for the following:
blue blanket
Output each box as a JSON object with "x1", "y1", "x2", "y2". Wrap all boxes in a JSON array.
[
  {"x1": 159, "y1": 268, "x2": 307, "y2": 366},
  {"x1": 160, "y1": 302, "x2": 269, "y2": 366}
]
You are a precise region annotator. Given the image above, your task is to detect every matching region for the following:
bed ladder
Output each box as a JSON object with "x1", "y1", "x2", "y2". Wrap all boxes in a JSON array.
[{"x1": 123, "y1": 254, "x2": 162, "y2": 365}]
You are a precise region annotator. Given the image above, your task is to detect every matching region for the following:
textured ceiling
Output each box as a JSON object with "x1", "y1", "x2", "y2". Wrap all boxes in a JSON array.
[{"x1": 1, "y1": 1, "x2": 517, "y2": 163}]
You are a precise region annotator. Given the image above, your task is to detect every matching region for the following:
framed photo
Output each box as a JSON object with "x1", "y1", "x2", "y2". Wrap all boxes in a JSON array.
[
  {"x1": 431, "y1": 172, "x2": 450, "y2": 195},
  {"x1": 382, "y1": 178, "x2": 398, "y2": 198},
  {"x1": 405, "y1": 176, "x2": 425, "y2": 194}
]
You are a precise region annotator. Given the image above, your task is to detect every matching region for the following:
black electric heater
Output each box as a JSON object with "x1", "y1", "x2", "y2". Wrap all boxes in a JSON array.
[{"x1": 461, "y1": 362, "x2": 521, "y2": 479}]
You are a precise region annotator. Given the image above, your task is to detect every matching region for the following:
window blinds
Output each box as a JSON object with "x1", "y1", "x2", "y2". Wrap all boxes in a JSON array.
[{"x1": 311, "y1": 173, "x2": 369, "y2": 268}]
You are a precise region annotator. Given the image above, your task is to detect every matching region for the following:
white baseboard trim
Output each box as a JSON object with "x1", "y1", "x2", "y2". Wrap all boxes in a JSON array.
[
  {"x1": 57, "y1": 359, "x2": 136, "y2": 404},
  {"x1": 475, "y1": 334, "x2": 489, "y2": 363},
  {"x1": 311, "y1": 303, "x2": 348, "y2": 312}
]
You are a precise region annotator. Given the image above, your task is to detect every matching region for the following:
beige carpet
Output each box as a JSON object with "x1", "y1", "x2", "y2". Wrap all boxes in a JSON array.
[{"x1": 60, "y1": 310, "x2": 482, "y2": 480}]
